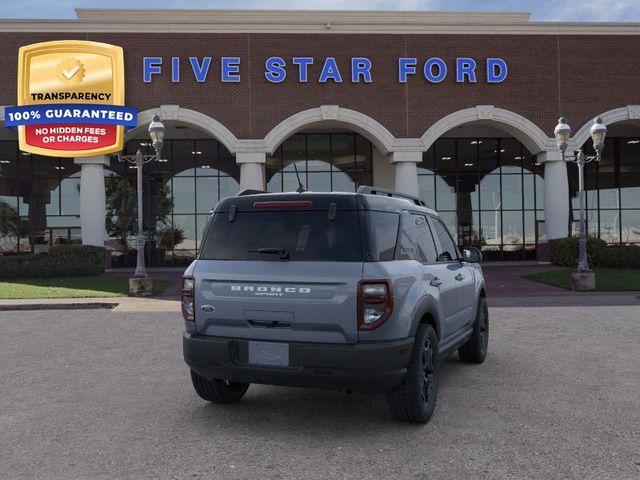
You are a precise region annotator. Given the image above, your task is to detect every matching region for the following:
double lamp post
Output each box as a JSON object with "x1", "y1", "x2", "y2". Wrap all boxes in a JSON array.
[
  {"x1": 117, "y1": 114, "x2": 166, "y2": 295},
  {"x1": 553, "y1": 115, "x2": 607, "y2": 290}
]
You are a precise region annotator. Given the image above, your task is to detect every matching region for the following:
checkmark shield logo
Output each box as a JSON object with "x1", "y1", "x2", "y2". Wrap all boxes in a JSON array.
[{"x1": 56, "y1": 58, "x2": 85, "y2": 85}]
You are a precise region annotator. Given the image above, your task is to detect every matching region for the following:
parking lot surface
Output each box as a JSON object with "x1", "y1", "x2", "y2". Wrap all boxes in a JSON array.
[{"x1": 1, "y1": 305, "x2": 639, "y2": 480}]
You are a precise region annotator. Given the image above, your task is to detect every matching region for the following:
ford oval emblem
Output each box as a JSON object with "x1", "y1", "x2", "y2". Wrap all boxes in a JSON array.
[{"x1": 200, "y1": 305, "x2": 215, "y2": 312}]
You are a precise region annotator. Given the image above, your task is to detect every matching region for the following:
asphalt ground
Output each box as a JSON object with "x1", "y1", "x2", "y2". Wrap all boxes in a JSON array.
[{"x1": 1, "y1": 306, "x2": 639, "y2": 480}]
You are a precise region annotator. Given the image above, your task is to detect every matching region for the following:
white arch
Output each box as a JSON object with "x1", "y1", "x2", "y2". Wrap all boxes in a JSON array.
[
  {"x1": 127, "y1": 105, "x2": 239, "y2": 153},
  {"x1": 572, "y1": 105, "x2": 640, "y2": 148},
  {"x1": 263, "y1": 105, "x2": 396, "y2": 155},
  {"x1": 420, "y1": 105, "x2": 553, "y2": 154}
]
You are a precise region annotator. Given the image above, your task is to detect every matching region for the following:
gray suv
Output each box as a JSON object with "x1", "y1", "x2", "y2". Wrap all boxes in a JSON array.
[{"x1": 182, "y1": 187, "x2": 488, "y2": 423}]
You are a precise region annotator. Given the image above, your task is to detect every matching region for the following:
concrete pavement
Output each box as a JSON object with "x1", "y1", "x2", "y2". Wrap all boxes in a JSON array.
[{"x1": 1, "y1": 306, "x2": 639, "y2": 479}]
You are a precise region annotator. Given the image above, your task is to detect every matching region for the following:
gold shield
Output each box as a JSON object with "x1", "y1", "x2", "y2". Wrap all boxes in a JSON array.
[{"x1": 17, "y1": 40, "x2": 125, "y2": 157}]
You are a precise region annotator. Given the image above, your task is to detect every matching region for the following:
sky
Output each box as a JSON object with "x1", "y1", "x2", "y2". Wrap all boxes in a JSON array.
[{"x1": 0, "y1": 0, "x2": 639, "y2": 22}]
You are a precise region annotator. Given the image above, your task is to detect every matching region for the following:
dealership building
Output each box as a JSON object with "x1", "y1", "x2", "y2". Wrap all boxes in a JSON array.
[{"x1": 0, "y1": 9, "x2": 639, "y2": 264}]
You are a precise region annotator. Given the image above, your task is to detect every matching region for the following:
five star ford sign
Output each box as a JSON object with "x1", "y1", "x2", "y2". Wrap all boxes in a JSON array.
[{"x1": 5, "y1": 40, "x2": 137, "y2": 158}]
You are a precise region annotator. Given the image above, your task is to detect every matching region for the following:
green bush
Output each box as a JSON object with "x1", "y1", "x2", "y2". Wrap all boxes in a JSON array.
[
  {"x1": 0, "y1": 245, "x2": 106, "y2": 279},
  {"x1": 550, "y1": 237, "x2": 640, "y2": 268},
  {"x1": 593, "y1": 244, "x2": 640, "y2": 269}
]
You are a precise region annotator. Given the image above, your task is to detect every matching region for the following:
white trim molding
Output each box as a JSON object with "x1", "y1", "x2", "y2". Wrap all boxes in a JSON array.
[
  {"x1": 263, "y1": 106, "x2": 396, "y2": 155},
  {"x1": 420, "y1": 106, "x2": 553, "y2": 154},
  {"x1": 2, "y1": 9, "x2": 640, "y2": 35},
  {"x1": 128, "y1": 106, "x2": 239, "y2": 154},
  {"x1": 572, "y1": 105, "x2": 640, "y2": 148}
]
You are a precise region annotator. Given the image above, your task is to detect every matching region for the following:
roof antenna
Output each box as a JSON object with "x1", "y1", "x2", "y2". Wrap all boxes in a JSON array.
[{"x1": 293, "y1": 162, "x2": 306, "y2": 193}]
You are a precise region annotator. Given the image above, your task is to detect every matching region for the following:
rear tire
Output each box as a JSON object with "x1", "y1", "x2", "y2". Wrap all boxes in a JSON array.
[
  {"x1": 458, "y1": 296, "x2": 489, "y2": 364},
  {"x1": 386, "y1": 324, "x2": 439, "y2": 424},
  {"x1": 190, "y1": 370, "x2": 250, "y2": 404}
]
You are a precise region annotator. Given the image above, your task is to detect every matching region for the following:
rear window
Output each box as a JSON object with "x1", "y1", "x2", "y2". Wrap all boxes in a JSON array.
[{"x1": 200, "y1": 210, "x2": 364, "y2": 261}]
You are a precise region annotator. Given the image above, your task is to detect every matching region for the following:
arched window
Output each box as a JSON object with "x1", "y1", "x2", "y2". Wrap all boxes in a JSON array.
[{"x1": 267, "y1": 133, "x2": 372, "y2": 192}]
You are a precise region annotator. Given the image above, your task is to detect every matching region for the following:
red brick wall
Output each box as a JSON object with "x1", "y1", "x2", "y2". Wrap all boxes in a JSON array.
[{"x1": 0, "y1": 32, "x2": 638, "y2": 141}]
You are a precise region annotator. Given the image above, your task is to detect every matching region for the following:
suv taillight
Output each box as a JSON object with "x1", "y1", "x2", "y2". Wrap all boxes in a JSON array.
[
  {"x1": 182, "y1": 276, "x2": 195, "y2": 322},
  {"x1": 358, "y1": 280, "x2": 393, "y2": 330}
]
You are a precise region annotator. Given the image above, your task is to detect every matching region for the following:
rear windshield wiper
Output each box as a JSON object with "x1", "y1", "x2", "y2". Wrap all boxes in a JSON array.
[{"x1": 248, "y1": 247, "x2": 290, "y2": 259}]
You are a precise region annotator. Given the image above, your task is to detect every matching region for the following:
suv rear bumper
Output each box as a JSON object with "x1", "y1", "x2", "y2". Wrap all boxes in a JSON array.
[{"x1": 183, "y1": 333, "x2": 414, "y2": 394}]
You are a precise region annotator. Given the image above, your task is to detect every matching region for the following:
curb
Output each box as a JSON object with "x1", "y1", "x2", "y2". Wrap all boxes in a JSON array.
[{"x1": 0, "y1": 302, "x2": 119, "y2": 312}]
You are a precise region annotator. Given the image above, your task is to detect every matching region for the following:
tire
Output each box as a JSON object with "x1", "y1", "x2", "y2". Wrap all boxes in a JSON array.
[
  {"x1": 458, "y1": 296, "x2": 489, "y2": 364},
  {"x1": 190, "y1": 370, "x2": 250, "y2": 404},
  {"x1": 386, "y1": 324, "x2": 439, "y2": 424}
]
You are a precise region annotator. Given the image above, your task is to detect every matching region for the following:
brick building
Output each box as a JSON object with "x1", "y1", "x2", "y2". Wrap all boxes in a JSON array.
[{"x1": 0, "y1": 9, "x2": 639, "y2": 263}]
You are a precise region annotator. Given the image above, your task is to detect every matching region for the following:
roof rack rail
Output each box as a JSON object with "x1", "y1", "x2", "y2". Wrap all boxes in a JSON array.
[
  {"x1": 357, "y1": 186, "x2": 426, "y2": 207},
  {"x1": 237, "y1": 188, "x2": 268, "y2": 196}
]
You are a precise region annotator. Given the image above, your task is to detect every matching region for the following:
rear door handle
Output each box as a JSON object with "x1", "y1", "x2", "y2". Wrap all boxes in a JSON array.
[
  {"x1": 455, "y1": 273, "x2": 465, "y2": 281},
  {"x1": 430, "y1": 277, "x2": 443, "y2": 287}
]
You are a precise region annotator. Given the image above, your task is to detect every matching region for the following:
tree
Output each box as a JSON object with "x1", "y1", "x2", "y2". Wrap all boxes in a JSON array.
[
  {"x1": 105, "y1": 176, "x2": 173, "y2": 252},
  {"x1": 0, "y1": 201, "x2": 21, "y2": 251}
]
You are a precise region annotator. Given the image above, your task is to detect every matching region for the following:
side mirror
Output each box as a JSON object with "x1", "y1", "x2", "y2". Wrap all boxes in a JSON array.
[{"x1": 462, "y1": 246, "x2": 482, "y2": 263}]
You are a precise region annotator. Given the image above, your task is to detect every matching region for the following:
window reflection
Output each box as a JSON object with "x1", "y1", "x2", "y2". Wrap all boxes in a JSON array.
[
  {"x1": 419, "y1": 137, "x2": 542, "y2": 260},
  {"x1": 266, "y1": 133, "x2": 372, "y2": 193},
  {"x1": 569, "y1": 137, "x2": 640, "y2": 245}
]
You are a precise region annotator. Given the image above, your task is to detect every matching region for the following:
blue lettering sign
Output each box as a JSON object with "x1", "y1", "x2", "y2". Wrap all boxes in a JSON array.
[
  {"x1": 292, "y1": 57, "x2": 314, "y2": 82},
  {"x1": 319, "y1": 57, "x2": 342, "y2": 83},
  {"x1": 265, "y1": 56, "x2": 287, "y2": 83},
  {"x1": 221, "y1": 57, "x2": 241, "y2": 83},
  {"x1": 171, "y1": 57, "x2": 180, "y2": 83},
  {"x1": 351, "y1": 57, "x2": 372, "y2": 83},
  {"x1": 143, "y1": 57, "x2": 162, "y2": 83},
  {"x1": 424, "y1": 58, "x2": 447, "y2": 83},
  {"x1": 487, "y1": 58, "x2": 508, "y2": 83},
  {"x1": 456, "y1": 58, "x2": 477, "y2": 83},
  {"x1": 398, "y1": 58, "x2": 417, "y2": 83},
  {"x1": 189, "y1": 57, "x2": 211, "y2": 83}
]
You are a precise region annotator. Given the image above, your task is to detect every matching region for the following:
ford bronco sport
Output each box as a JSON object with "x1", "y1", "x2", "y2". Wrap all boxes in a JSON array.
[{"x1": 182, "y1": 187, "x2": 488, "y2": 423}]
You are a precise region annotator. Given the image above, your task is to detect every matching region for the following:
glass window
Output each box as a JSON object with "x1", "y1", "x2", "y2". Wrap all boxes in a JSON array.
[
  {"x1": 620, "y1": 174, "x2": 640, "y2": 209},
  {"x1": 419, "y1": 147, "x2": 434, "y2": 173},
  {"x1": 478, "y1": 139, "x2": 499, "y2": 174},
  {"x1": 172, "y1": 214, "x2": 196, "y2": 251},
  {"x1": 457, "y1": 210, "x2": 480, "y2": 246},
  {"x1": 397, "y1": 213, "x2": 417, "y2": 261},
  {"x1": 431, "y1": 217, "x2": 458, "y2": 262},
  {"x1": 173, "y1": 140, "x2": 195, "y2": 176},
  {"x1": 599, "y1": 210, "x2": 620, "y2": 243},
  {"x1": 411, "y1": 214, "x2": 438, "y2": 263},
  {"x1": 201, "y1": 210, "x2": 364, "y2": 262},
  {"x1": 502, "y1": 175, "x2": 523, "y2": 210},
  {"x1": 457, "y1": 138, "x2": 478, "y2": 173},
  {"x1": 418, "y1": 175, "x2": 435, "y2": 209},
  {"x1": 480, "y1": 175, "x2": 501, "y2": 211},
  {"x1": 60, "y1": 177, "x2": 80, "y2": 215},
  {"x1": 434, "y1": 139, "x2": 456, "y2": 176},
  {"x1": 500, "y1": 138, "x2": 523, "y2": 174},
  {"x1": 307, "y1": 134, "x2": 331, "y2": 171},
  {"x1": 621, "y1": 210, "x2": 640, "y2": 243},
  {"x1": 194, "y1": 139, "x2": 218, "y2": 175},
  {"x1": 172, "y1": 177, "x2": 195, "y2": 214},
  {"x1": 435, "y1": 176, "x2": 456, "y2": 210},
  {"x1": 502, "y1": 211, "x2": 524, "y2": 247},
  {"x1": 267, "y1": 133, "x2": 371, "y2": 193},
  {"x1": 364, "y1": 211, "x2": 399, "y2": 261},
  {"x1": 456, "y1": 175, "x2": 479, "y2": 210},
  {"x1": 196, "y1": 177, "x2": 219, "y2": 214}
]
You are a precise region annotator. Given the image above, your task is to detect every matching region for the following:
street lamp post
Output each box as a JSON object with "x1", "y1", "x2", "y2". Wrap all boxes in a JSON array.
[
  {"x1": 553, "y1": 116, "x2": 607, "y2": 289},
  {"x1": 117, "y1": 114, "x2": 165, "y2": 291}
]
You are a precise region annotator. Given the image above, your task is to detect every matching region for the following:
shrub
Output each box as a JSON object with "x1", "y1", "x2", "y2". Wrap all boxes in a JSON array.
[
  {"x1": 593, "y1": 244, "x2": 640, "y2": 269},
  {"x1": 0, "y1": 245, "x2": 106, "y2": 279},
  {"x1": 550, "y1": 237, "x2": 640, "y2": 269},
  {"x1": 157, "y1": 227, "x2": 185, "y2": 252}
]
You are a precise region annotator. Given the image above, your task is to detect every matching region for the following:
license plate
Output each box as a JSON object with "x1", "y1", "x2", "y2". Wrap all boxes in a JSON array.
[{"x1": 248, "y1": 341, "x2": 290, "y2": 367}]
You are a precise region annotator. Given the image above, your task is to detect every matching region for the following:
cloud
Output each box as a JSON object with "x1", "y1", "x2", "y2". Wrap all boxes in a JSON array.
[{"x1": 0, "y1": 0, "x2": 638, "y2": 21}]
